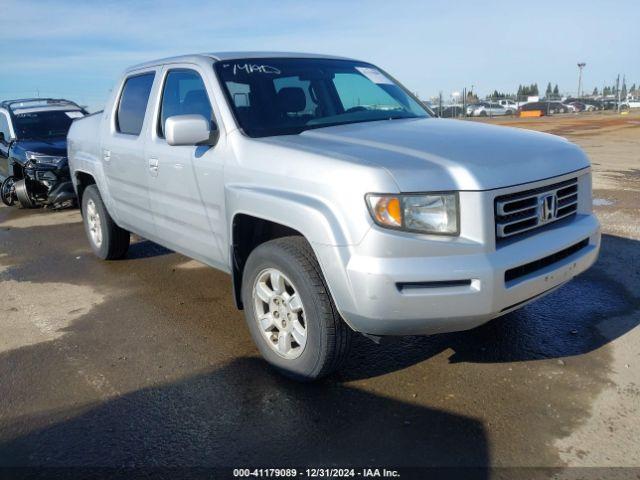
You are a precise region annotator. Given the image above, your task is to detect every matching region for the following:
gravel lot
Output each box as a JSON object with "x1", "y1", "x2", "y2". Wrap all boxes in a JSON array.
[{"x1": 0, "y1": 111, "x2": 639, "y2": 473}]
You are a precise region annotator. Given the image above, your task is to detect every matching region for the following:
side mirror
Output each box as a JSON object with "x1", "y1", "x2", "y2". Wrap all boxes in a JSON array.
[{"x1": 165, "y1": 114, "x2": 218, "y2": 147}]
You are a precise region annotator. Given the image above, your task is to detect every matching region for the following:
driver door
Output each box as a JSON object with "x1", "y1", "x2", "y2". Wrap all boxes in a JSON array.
[{"x1": 145, "y1": 65, "x2": 226, "y2": 265}]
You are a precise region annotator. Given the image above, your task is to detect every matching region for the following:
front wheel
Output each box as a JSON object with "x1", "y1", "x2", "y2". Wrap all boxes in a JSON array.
[
  {"x1": 81, "y1": 185, "x2": 130, "y2": 260},
  {"x1": 1, "y1": 176, "x2": 16, "y2": 206},
  {"x1": 242, "y1": 236, "x2": 352, "y2": 381}
]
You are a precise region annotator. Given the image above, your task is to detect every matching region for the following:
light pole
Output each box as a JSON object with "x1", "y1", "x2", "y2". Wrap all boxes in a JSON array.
[{"x1": 577, "y1": 62, "x2": 586, "y2": 98}]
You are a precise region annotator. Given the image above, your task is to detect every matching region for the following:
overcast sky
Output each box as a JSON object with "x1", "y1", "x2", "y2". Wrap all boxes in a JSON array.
[{"x1": 3, "y1": 0, "x2": 639, "y2": 111}]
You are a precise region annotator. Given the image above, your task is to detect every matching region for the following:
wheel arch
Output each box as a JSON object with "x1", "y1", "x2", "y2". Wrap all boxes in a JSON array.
[
  {"x1": 74, "y1": 170, "x2": 97, "y2": 208},
  {"x1": 226, "y1": 185, "x2": 356, "y2": 311},
  {"x1": 231, "y1": 214, "x2": 303, "y2": 309}
]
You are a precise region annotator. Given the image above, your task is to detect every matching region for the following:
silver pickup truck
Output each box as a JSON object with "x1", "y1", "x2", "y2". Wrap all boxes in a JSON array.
[{"x1": 68, "y1": 52, "x2": 600, "y2": 380}]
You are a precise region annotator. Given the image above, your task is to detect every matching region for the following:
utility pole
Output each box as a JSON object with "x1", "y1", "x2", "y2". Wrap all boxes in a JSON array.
[
  {"x1": 616, "y1": 74, "x2": 621, "y2": 113},
  {"x1": 462, "y1": 87, "x2": 466, "y2": 118},
  {"x1": 577, "y1": 62, "x2": 586, "y2": 98}
]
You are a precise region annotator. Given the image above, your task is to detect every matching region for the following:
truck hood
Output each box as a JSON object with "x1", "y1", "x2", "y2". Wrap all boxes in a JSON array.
[
  {"x1": 11, "y1": 137, "x2": 67, "y2": 164},
  {"x1": 266, "y1": 118, "x2": 590, "y2": 191}
]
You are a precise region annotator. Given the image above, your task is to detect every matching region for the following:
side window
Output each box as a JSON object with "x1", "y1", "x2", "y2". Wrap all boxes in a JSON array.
[
  {"x1": 116, "y1": 73, "x2": 155, "y2": 135},
  {"x1": 0, "y1": 113, "x2": 10, "y2": 140},
  {"x1": 158, "y1": 69, "x2": 213, "y2": 137}
]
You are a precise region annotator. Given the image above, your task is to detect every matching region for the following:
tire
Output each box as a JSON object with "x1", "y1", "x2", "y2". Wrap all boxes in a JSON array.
[
  {"x1": 241, "y1": 236, "x2": 352, "y2": 381},
  {"x1": 81, "y1": 185, "x2": 130, "y2": 260},
  {"x1": 1, "y1": 176, "x2": 16, "y2": 206},
  {"x1": 479, "y1": 111, "x2": 487, "y2": 117}
]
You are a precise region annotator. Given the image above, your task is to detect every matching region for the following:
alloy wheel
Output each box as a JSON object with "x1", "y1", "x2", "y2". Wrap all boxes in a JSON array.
[
  {"x1": 86, "y1": 199, "x2": 103, "y2": 247},
  {"x1": 253, "y1": 268, "x2": 307, "y2": 359}
]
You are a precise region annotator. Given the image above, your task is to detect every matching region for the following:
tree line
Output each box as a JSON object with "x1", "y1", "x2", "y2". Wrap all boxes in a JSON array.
[{"x1": 486, "y1": 80, "x2": 638, "y2": 101}]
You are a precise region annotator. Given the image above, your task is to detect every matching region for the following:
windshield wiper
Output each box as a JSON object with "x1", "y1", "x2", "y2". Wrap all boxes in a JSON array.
[{"x1": 385, "y1": 115, "x2": 416, "y2": 121}]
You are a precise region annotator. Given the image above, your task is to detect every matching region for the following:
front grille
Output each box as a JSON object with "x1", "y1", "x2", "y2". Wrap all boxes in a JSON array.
[
  {"x1": 495, "y1": 178, "x2": 578, "y2": 240},
  {"x1": 504, "y1": 238, "x2": 589, "y2": 283}
]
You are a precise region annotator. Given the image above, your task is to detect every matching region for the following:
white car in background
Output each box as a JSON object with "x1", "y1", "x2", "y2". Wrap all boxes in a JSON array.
[
  {"x1": 466, "y1": 102, "x2": 511, "y2": 117},
  {"x1": 496, "y1": 99, "x2": 518, "y2": 114},
  {"x1": 628, "y1": 98, "x2": 640, "y2": 109}
]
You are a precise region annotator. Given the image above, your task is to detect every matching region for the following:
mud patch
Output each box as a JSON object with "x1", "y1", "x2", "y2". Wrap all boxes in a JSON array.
[
  {"x1": 0, "y1": 208, "x2": 81, "y2": 230},
  {"x1": 175, "y1": 259, "x2": 207, "y2": 270},
  {"x1": 0, "y1": 253, "x2": 8, "y2": 274},
  {"x1": 0, "y1": 280, "x2": 104, "y2": 354}
]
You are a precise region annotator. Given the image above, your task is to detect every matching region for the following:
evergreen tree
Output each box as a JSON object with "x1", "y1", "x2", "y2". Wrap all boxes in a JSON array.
[
  {"x1": 545, "y1": 82, "x2": 552, "y2": 97},
  {"x1": 553, "y1": 84, "x2": 559, "y2": 97},
  {"x1": 621, "y1": 78, "x2": 627, "y2": 99},
  {"x1": 592, "y1": 87, "x2": 598, "y2": 96}
]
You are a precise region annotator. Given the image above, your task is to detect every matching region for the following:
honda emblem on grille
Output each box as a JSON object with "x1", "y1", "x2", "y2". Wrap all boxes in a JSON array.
[{"x1": 539, "y1": 194, "x2": 558, "y2": 223}]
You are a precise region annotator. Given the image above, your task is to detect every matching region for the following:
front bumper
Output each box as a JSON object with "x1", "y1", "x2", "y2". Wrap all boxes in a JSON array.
[{"x1": 313, "y1": 172, "x2": 600, "y2": 336}]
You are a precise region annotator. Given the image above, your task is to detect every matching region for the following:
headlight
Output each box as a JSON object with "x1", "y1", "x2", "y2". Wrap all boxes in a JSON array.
[
  {"x1": 366, "y1": 193, "x2": 459, "y2": 235},
  {"x1": 26, "y1": 151, "x2": 67, "y2": 166}
]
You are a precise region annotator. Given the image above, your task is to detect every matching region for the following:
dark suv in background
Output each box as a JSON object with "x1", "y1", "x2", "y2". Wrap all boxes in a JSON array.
[
  {"x1": 518, "y1": 101, "x2": 569, "y2": 116},
  {"x1": 0, "y1": 98, "x2": 87, "y2": 208}
]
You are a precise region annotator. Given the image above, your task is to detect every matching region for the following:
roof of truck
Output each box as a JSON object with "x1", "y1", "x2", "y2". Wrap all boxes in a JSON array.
[{"x1": 126, "y1": 51, "x2": 357, "y2": 72}]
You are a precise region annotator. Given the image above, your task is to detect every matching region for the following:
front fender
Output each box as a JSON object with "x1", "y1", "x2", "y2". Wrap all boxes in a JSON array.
[{"x1": 226, "y1": 184, "x2": 370, "y2": 247}]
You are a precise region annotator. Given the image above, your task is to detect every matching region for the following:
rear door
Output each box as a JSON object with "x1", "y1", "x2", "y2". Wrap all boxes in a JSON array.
[
  {"x1": 144, "y1": 65, "x2": 226, "y2": 265},
  {"x1": 101, "y1": 69, "x2": 159, "y2": 237}
]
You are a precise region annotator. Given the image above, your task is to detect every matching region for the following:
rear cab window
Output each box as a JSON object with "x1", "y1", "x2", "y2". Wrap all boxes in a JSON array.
[{"x1": 116, "y1": 73, "x2": 156, "y2": 135}]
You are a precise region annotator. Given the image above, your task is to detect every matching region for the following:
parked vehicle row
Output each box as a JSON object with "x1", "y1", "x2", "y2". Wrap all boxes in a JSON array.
[
  {"x1": 65, "y1": 52, "x2": 600, "y2": 381},
  {"x1": 431, "y1": 96, "x2": 634, "y2": 119},
  {"x1": 0, "y1": 98, "x2": 87, "y2": 208}
]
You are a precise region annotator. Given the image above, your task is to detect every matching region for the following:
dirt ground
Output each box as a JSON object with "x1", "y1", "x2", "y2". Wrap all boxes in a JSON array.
[{"x1": 0, "y1": 111, "x2": 639, "y2": 475}]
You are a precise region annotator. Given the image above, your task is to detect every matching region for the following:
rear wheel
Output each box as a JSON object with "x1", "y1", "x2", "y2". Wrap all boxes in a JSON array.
[
  {"x1": 81, "y1": 185, "x2": 130, "y2": 260},
  {"x1": 242, "y1": 236, "x2": 352, "y2": 381},
  {"x1": 1, "y1": 176, "x2": 16, "y2": 206}
]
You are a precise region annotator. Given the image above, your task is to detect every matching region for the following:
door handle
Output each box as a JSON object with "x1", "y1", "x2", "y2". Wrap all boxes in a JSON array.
[
  {"x1": 148, "y1": 158, "x2": 159, "y2": 175},
  {"x1": 102, "y1": 149, "x2": 111, "y2": 163}
]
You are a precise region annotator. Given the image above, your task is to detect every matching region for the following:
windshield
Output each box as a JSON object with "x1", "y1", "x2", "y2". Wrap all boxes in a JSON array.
[
  {"x1": 13, "y1": 110, "x2": 82, "y2": 139},
  {"x1": 214, "y1": 58, "x2": 430, "y2": 137}
]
